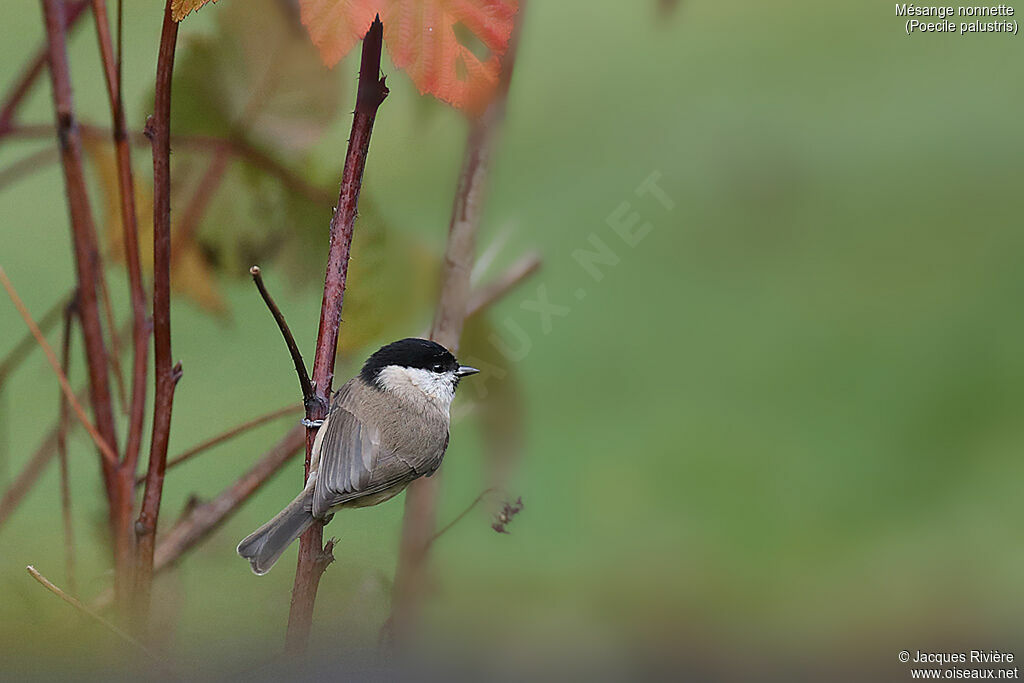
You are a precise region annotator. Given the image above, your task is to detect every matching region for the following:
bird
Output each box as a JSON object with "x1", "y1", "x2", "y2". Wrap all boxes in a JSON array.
[{"x1": 237, "y1": 337, "x2": 479, "y2": 575}]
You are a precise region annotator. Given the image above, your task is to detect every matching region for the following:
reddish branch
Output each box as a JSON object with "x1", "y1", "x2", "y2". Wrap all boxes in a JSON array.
[
  {"x1": 285, "y1": 15, "x2": 389, "y2": 655},
  {"x1": 0, "y1": 1, "x2": 89, "y2": 136},
  {"x1": 136, "y1": 403, "x2": 301, "y2": 487},
  {"x1": 39, "y1": 0, "x2": 133, "y2": 604},
  {"x1": 92, "y1": 0, "x2": 149, "y2": 477},
  {"x1": 5, "y1": 123, "x2": 336, "y2": 205},
  {"x1": 250, "y1": 267, "x2": 315, "y2": 406},
  {"x1": 134, "y1": 0, "x2": 182, "y2": 620},
  {"x1": 152, "y1": 425, "x2": 306, "y2": 572},
  {"x1": 388, "y1": 6, "x2": 524, "y2": 645}
]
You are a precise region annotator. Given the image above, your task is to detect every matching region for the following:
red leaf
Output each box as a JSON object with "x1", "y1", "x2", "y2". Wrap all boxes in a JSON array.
[{"x1": 300, "y1": 0, "x2": 518, "y2": 113}]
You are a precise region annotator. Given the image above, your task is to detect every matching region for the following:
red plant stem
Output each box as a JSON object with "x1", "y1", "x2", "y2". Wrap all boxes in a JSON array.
[
  {"x1": 153, "y1": 424, "x2": 306, "y2": 572},
  {"x1": 250, "y1": 267, "x2": 315, "y2": 405},
  {"x1": 134, "y1": 0, "x2": 181, "y2": 621},
  {"x1": 285, "y1": 15, "x2": 388, "y2": 656},
  {"x1": 38, "y1": 3, "x2": 128, "y2": 598},
  {"x1": 57, "y1": 297, "x2": 79, "y2": 597},
  {"x1": 135, "y1": 403, "x2": 301, "y2": 487},
  {"x1": 91, "y1": 0, "x2": 149, "y2": 478},
  {"x1": 0, "y1": 1, "x2": 89, "y2": 137},
  {"x1": 388, "y1": 5, "x2": 524, "y2": 645}
]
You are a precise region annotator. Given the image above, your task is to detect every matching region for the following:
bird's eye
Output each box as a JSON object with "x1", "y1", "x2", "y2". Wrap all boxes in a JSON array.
[{"x1": 432, "y1": 363, "x2": 444, "y2": 372}]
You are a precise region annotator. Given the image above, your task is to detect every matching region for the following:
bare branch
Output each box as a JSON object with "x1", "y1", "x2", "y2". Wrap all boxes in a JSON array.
[
  {"x1": 426, "y1": 488, "x2": 499, "y2": 549},
  {"x1": 0, "y1": 267, "x2": 117, "y2": 467},
  {"x1": 466, "y1": 252, "x2": 542, "y2": 319},
  {"x1": 134, "y1": 0, "x2": 182, "y2": 620},
  {"x1": 91, "y1": 0, "x2": 149, "y2": 476},
  {"x1": 0, "y1": 1, "x2": 89, "y2": 136},
  {"x1": 136, "y1": 403, "x2": 301, "y2": 487},
  {"x1": 250, "y1": 266, "x2": 314, "y2": 406},
  {"x1": 286, "y1": 15, "x2": 389, "y2": 655},
  {"x1": 152, "y1": 425, "x2": 305, "y2": 572}
]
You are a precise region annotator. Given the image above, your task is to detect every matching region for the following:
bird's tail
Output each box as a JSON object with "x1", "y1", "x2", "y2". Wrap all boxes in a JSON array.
[{"x1": 237, "y1": 483, "x2": 316, "y2": 575}]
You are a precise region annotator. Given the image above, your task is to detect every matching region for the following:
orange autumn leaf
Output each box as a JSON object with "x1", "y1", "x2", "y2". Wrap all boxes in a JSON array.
[
  {"x1": 300, "y1": 0, "x2": 518, "y2": 113},
  {"x1": 171, "y1": 0, "x2": 220, "y2": 21}
]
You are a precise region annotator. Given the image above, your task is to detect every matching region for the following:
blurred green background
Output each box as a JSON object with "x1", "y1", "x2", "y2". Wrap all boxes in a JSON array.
[{"x1": 2, "y1": 1, "x2": 1023, "y2": 678}]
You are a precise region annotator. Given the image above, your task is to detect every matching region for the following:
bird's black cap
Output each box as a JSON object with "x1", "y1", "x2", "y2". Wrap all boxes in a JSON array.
[{"x1": 360, "y1": 338, "x2": 459, "y2": 386}]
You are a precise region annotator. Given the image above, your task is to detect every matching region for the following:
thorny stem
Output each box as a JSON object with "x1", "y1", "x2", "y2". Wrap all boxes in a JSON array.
[
  {"x1": 250, "y1": 266, "x2": 315, "y2": 407},
  {"x1": 134, "y1": 0, "x2": 181, "y2": 624},
  {"x1": 389, "y1": 3, "x2": 525, "y2": 646},
  {"x1": 57, "y1": 296, "x2": 79, "y2": 597},
  {"x1": 92, "y1": 0, "x2": 149, "y2": 478},
  {"x1": 285, "y1": 14, "x2": 388, "y2": 656}
]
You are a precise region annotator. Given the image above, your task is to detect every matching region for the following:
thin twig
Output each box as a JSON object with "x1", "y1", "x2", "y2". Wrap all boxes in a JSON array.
[
  {"x1": 172, "y1": 145, "x2": 231, "y2": 252},
  {"x1": 153, "y1": 424, "x2": 306, "y2": 572},
  {"x1": 0, "y1": 267, "x2": 117, "y2": 467},
  {"x1": 134, "y1": 0, "x2": 182, "y2": 621},
  {"x1": 40, "y1": 1, "x2": 123, "y2": 579},
  {"x1": 0, "y1": 289, "x2": 70, "y2": 389},
  {"x1": 250, "y1": 266, "x2": 314, "y2": 406},
  {"x1": 0, "y1": 146, "x2": 60, "y2": 194},
  {"x1": 390, "y1": 3, "x2": 525, "y2": 645},
  {"x1": 136, "y1": 403, "x2": 301, "y2": 486},
  {"x1": 7, "y1": 123, "x2": 337, "y2": 205},
  {"x1": 425, "y1": 488, "x2": 499, "y2": 549},
  {"x1": 26, "y1": 565, "x2": 171, "y2": 669},
  {"x1": 286, "y1": 15, "x2": 389, "y2": 655},
  {"x1": 57, "y1": 297, "x2": 79, "y2": 597},
  {"x1": 466, "y1": 252, "x2": 542, "y2": 318},
  {"x1": 91, "y1": 0, "x2": 149, "y2": 476},
  {"x1": 0, "y1": 1, "x2": 89, "y2": 136}
]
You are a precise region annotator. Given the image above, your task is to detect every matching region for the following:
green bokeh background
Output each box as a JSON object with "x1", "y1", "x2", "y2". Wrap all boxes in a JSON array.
[{"x1": 2, "y1": 1, "x2": 1023, "y2": 678}]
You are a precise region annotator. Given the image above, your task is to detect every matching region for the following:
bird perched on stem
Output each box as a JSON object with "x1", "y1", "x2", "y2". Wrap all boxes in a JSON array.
[{"x1": 238, "y1": 338, "x2": 478, "y2": 574}]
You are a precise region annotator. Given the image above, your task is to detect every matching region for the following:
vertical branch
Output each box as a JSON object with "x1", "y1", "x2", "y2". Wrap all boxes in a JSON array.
[
  {"x1": 284, "y1": 15, "x2": 388, "y2": 656},
  {"x1": 57, "y1": 296, "x2": 79, "y2": 597},
  {"x1": 134, "y1": 0, "x2": 181, "y2": 621},
  {"x1": 39, "y1": 0, "x2": 128, "y2": 597},
  {"x1": 387, "y1": 4, "x2": 525, "y2": 645},
  {"x1": 91, "y1": 0, "x2": 149, "y2": 477}
]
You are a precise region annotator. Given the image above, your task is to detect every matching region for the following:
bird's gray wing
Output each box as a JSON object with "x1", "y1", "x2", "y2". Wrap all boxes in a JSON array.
[
  {"x1": 312, "y1": 396, "x2": 379, "y2": 518},
  {"x1": 312, "y1": 391, "x2": 426, "y2": 518}
]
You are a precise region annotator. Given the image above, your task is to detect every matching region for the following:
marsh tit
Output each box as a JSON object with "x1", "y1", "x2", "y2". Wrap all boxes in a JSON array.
[{"x1": 237, "y1": 338, "x2": 479, "y2": 575}]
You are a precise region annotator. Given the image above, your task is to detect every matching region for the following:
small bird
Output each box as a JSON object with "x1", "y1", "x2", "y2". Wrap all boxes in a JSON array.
[{"x1": 238, "y1": 338, "x2": 478, "y2": 575}]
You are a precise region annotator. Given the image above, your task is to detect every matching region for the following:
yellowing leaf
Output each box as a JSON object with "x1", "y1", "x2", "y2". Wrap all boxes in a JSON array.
[
  {"x1": 300, "y1": 0, "x2": 518, "y2": 113},
  {"x1": 172, "y1": 0, "x2": 219, "y2": 22}
]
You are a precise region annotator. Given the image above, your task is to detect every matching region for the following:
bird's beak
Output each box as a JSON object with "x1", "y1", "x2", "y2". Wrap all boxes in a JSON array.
[{"x1": 456, "y1": 366, "x2": 479, "y2": 377}]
